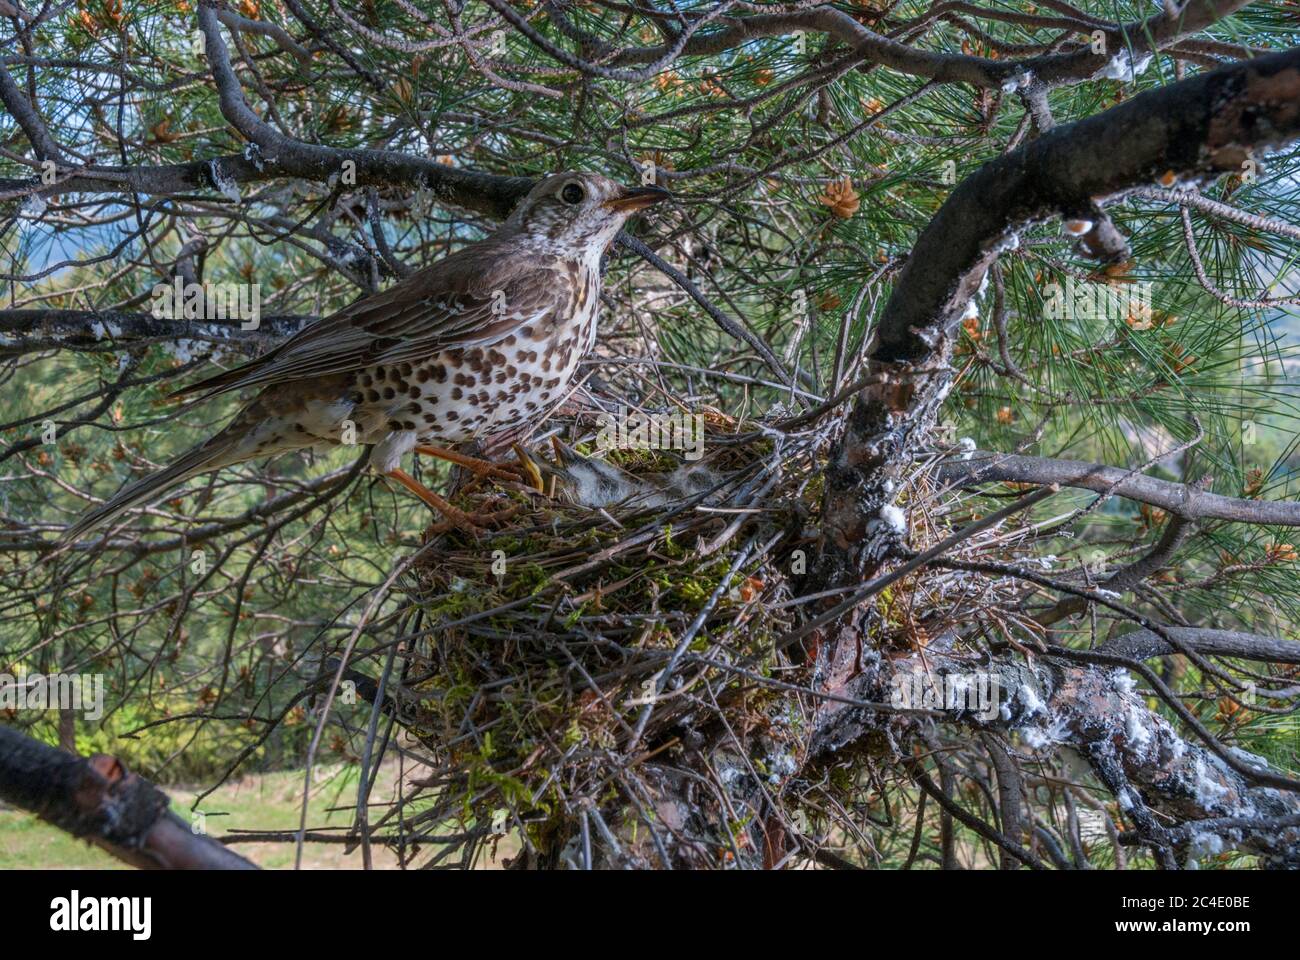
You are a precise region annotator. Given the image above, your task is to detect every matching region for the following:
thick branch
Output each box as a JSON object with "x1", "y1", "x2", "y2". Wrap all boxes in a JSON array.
[
  {"x1": 0, "y1": 725, "x2": 257, "y2": 869},
  {"x1": 875, "y1": 46, "x2": 1300, "y2": 363},
  {"x1": 606, "y1": 1, "x2": 1251, "y2": 89},
  {"x1": 1100, "y1": 627, "x2": 1300, "y2": 664},
  {"x1": 815, "y1": 47, "x2": 1300, "y2": 588},
  {"x1": 811, "y1": 636, "x2": 1300, "y2": 866},
  {"x1": 940, "y1": 450, "x2": 1300, "y2": 526},
  {"x1": 0, "y1": 309, "x2": 314, "y2": 355},
  {"x1": 0, "y1": 59, "x2": 65, "y2": 161}
]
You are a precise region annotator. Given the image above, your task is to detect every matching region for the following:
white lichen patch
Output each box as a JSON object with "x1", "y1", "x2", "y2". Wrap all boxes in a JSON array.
[
  {"x1": 1012, "y1": 680, "x2": 1071, "y2": 749},
  {"x1": 1124, "y1": 701, "x2": 1154, "y2": 753},
  {"x1": 1095, "y1": 49, "x2": 1153, "y2": 82},
  {"x1": 169, "y1": 340, "x2": 203, "y2": 364},
  {"x1": 88, "y1": 319, "x2": 122, "y2": 341},
  {"x1": 18, "y1": 194, "x2": 48, "y2": 219},
  {"x1": 1111, "y1": 668, "x2": 1137, "y2": 697},
  {"x1": 878, "y1": 504, "x2": 907, "y2": 536},
  {"x1": 208, "y1": 159, "x2": 242, "y2": 203},
  {"x1": 718, "y1": 765, "x2": 745, "y2": 787},
  {"x1": 1018, "y1": 683, "x2": 1047, "y2": 718},
  {"x1": 1228, "y1": 747, "x2": 1270, "y2": 772},
  {"x1": 157, "y1": 321, "x2": 269, "y2": 365},
  {"x1": 765, "y1": 751, "x2": 797, "y2": 785},
  {"x1": 991, "y1": 231, "x2": 1021, "y2": 254},
  {"x1": 243, "y1": 141, "x2": 265, "y2": 172},
  {"x1": 1020, "y1": 714, "x2": 1070, "y2": 749},
  {"x1": 1191, "y1": 756, "x2": 1231, "y2": 808},
  {"x1": 1000, "y1": 70, "x2": 1033, "y2": 94},
  {"x1": 1188, "y1": 831, "x2": 1224, "y2": 858}
]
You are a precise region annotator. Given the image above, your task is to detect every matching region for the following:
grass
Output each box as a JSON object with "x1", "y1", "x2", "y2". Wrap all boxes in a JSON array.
[{"x1": 0, "y1": 761, "x2": 453, "y2": 870}]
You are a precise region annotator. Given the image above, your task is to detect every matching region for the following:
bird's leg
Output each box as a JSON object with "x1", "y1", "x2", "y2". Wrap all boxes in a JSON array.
[
  {"x1": 413, "y1": 444, "x2": 523, "y2": 483},
  {"x1": 422, "y1": 501, "x2": 522, "y2": 539},
  {"x1": 384, "y1": 468, "x2": 485, "y2": 534},
  {"x1": 413, "y1": 442, "x2": 545, "y2": 494}
]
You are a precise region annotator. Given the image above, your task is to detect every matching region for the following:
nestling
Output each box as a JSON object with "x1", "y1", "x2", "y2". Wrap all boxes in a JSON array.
[{"x1": 540, "y1": 439, "x2": 735, "y2": 511}]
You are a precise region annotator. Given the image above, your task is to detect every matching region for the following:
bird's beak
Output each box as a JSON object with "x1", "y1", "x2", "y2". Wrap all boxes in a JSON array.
[
  {"x1": 604, "y1": 184, "x2": 671, "y2": 213},
  {"x1": 546, "y1": 436, "x2": 580, "y2": 471}
]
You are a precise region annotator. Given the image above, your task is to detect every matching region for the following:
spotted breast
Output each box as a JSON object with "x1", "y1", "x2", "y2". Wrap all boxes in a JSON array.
[{"x1": 347, "y1": 260, "x2": 599, "y2": 450}]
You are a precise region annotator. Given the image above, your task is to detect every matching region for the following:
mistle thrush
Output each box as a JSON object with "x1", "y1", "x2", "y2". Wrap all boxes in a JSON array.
[{"x1": 65, "y1": 172, "x2": 670, "y2": 539}]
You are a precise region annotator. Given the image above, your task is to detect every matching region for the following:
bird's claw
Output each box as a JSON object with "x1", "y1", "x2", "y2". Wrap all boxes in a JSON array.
[
  {"x1": 422, "y1": 501, "x2": 521, "y2": 539},
  {"x1": 413, "y1": 444, "x2": 522, "y2": 483}
]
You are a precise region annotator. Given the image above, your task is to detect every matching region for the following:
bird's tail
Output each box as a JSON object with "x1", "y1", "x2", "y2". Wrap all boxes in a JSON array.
[{"x1": 61, "y1": 435, "x2": 239, "y2": 542}]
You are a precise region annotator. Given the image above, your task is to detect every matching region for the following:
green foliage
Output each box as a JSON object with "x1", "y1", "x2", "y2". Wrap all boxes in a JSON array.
[{"x1": 2, "y1": 0, "x2": 1298, "y2": 868}]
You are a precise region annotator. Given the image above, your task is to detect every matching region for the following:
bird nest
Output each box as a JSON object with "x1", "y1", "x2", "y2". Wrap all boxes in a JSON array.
[
  {"x1": 367, "y1": 409, "x2": 807, "y2": 859},
  {"x1": 374, "y1": 410, "x2": 1023, "y2": 866}
]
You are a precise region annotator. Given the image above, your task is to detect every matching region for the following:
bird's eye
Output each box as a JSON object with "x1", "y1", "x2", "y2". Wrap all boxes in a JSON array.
[{"x1": 560, "y1": 182, "x2": 585, "y2": 205}]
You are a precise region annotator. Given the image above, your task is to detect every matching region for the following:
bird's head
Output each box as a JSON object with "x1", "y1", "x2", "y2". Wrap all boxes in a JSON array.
[
  {"x1": 504, "y1": 171, "x2": 670, "y2": 257},
  {"x1": 536, "y1": 437, "x2": 733, "y2": 511},
  {"x1": 537, "y1": 438, "x2": 648, "y2": 508}
]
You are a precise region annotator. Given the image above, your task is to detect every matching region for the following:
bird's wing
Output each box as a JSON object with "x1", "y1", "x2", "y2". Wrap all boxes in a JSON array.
[{"x1": 174, "y1": 241, "x2": 574, "y2": 401}]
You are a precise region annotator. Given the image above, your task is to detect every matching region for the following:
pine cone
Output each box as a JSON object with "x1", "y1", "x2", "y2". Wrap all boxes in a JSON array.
[{"x1": 818, "y1": 177, "x2": 860, "y2": 219}]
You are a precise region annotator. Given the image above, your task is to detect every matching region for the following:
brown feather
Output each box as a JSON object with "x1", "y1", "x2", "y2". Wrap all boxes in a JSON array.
[{"x1": 172, "y1": 239, "x2": 570, "y2": 403}]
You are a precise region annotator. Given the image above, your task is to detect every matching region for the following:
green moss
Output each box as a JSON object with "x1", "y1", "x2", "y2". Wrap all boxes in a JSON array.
[{"x1": 391, "y1": 421, "x2": 812, "y2": 849}]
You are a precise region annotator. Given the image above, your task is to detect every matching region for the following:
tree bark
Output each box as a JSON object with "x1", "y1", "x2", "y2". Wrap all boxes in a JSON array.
[
  {"x1": 0, "y1": 725, "x2": 257, "y2": 870},
  {"x1": 548, "y1": 47, "x2": 1300, "y2": 870}
]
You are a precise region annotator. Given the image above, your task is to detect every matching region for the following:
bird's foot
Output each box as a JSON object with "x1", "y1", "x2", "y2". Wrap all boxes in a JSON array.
[
  {"x1": 385, "y1": 467, "x2": 500, "y2": 536},
  {"x1": 413, "y1": 444, "x2": 524, "y2": 484},
  {"x1": 421, "y1": 499, "x2": 521, "y2": 539},
  {"x1": 413, "y1": 441, "x2": 546, "y2": 494}
]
